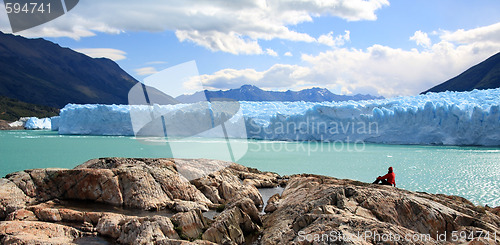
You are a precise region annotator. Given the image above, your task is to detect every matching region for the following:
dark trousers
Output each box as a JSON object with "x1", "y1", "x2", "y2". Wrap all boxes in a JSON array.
[{"x1": 373, "y1": 179, "x2": 392, "y2": 186}]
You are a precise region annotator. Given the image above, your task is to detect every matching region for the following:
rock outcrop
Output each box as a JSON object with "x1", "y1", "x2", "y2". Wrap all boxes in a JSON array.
[
  {"x1": 0, "y1": 158, "x2": 498, "y2": 244},
  {"x1": 261, "y1": 175, "x2": 500, "y2": 245},
  {"x1": 0, "y1": 158, "x2": 280, "y2": 244}
]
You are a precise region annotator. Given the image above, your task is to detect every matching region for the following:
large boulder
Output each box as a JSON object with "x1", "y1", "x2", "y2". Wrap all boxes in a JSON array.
[{"x1": 3, "y1": 158, "x2": 222, "y2": 211}]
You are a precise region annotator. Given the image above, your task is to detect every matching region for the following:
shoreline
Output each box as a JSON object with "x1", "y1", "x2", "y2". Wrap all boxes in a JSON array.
[{"x1": 0, "y1": 158, "x2": 498, "y2": 244}]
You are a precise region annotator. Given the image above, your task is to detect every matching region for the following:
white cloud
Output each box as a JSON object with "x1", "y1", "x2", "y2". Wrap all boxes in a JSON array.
[
  {"x1": 266, "y1": 48, "x2": 278, "y2": 57},
  {"x1": 0, "y1": 0, "x2": 388, "y2": 55},
  {"x1": 135, "y1": 67, "x2": 159, "y2": 76},
  {"x1": 195, "y1": 22, "x2": 500, "y2": 97},
  {"x1": 284, "y1": 52, "x2": 293, "y2": 57},
  {"x1": 318, "y1": 31, "x2": 350, "y2": 47},
  {"x1": 176, "y1": 30, "x2": 263, "y2": 55},
  {"x1": 303, "y1": 40, "x2": 500, "y2": 97},
  {"x1": 410, "y1": 30, "x2": 431, "y2": 48},
  {"x1": 75, "y1": 48, "x2": 127, "y2": 61},
  {"x1": 268, "y1": 0, "x2": 389, "y2": 21},
  {"x1": 440, "y1": 22, "x2": 500, "y2": 44}
]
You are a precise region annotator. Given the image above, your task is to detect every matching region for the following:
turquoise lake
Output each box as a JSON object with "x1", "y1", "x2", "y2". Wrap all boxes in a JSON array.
[{"x1": 1, "y1": 130, "x2": 499, "y2": 207}]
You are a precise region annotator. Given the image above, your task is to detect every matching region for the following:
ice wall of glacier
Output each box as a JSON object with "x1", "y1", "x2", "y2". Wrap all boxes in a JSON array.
[
  {"x1": 57, "y1": 102, "x2": 247, "y2": 138},
  {"x1": 24, "y1": 117, "x2": 52, "y2": 130},
  {"x1": 50, "y1": 116, "x2": 60, "y2": 131},
  {"x1": 243, "y1": 89, "x2": 500, "y2": 145},
  {"x1": 56, "y1": 88, "x2": 500, "y2": 146},
  {"x1": 58, "y1": 104, "x2": 135, "y2": 135}
]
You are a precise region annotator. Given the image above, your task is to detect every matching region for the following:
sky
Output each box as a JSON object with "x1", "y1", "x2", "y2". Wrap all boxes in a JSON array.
[{"x1": 1, "y1": 0, "x2": 500, "y2": 98}]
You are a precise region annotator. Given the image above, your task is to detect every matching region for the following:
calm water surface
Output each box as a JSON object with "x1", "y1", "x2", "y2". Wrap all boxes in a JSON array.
[{"x1": 1, "y1": 130, "x2": 498, "y2": 206}]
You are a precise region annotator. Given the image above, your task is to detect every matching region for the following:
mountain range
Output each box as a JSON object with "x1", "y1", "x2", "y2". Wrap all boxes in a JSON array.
[
  {"x1": 176, "y1": 85, "x2": 384, "y2": 103},
  {"x1": 423, "y1": 52, "x2": 500, "y2": 94},
  {"x1": 1, "y1": 31, "x2": 383, "y2": 113}
]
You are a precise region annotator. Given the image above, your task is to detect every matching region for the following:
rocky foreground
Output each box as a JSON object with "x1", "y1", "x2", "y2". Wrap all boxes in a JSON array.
[{"x1": 0, "y1": 158, "x2": 498, "y2": 244}]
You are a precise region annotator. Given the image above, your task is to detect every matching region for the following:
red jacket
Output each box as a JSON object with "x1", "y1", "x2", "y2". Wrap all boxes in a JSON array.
[{"x1": 377, "y1": 172, "x2": 396, "y2": 186}]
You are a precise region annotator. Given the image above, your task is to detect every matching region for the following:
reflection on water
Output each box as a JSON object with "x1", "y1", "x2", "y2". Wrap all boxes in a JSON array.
[{"x1": 203, "y1": 210, "x2": 218, "y2": 220}]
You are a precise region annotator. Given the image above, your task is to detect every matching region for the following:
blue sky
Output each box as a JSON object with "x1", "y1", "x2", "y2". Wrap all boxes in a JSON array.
[{"x1": 1, "y1": 0, "x2": 500, "y2": 97}]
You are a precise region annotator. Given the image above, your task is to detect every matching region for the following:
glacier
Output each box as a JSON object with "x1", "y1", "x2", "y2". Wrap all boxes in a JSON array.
[
  {"x1": 8, "y1": 117, "x2": 30, "y2": 128},
  {"x1": 50, "y1": 116, "x2": 60, "y2": 131},
  {"x1": 55, "y1": 88, "x2": 500, "y2": 146},
  {"x1": 58, "y1": 104, "x2": 134, "y2": 135},
  {"x1": 24, "y1": 117, "x2": 52, "y2": 130}
]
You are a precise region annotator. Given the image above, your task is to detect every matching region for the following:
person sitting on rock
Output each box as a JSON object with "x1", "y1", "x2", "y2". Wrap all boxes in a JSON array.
[{"x1": 373, "y1": 167, "x2": 396, "y2": 187}]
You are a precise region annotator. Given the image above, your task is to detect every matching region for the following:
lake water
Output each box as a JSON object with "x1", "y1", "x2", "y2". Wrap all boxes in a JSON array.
[{"x1": 1, "y1": 130, "x2": 498, "y2": 207}]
